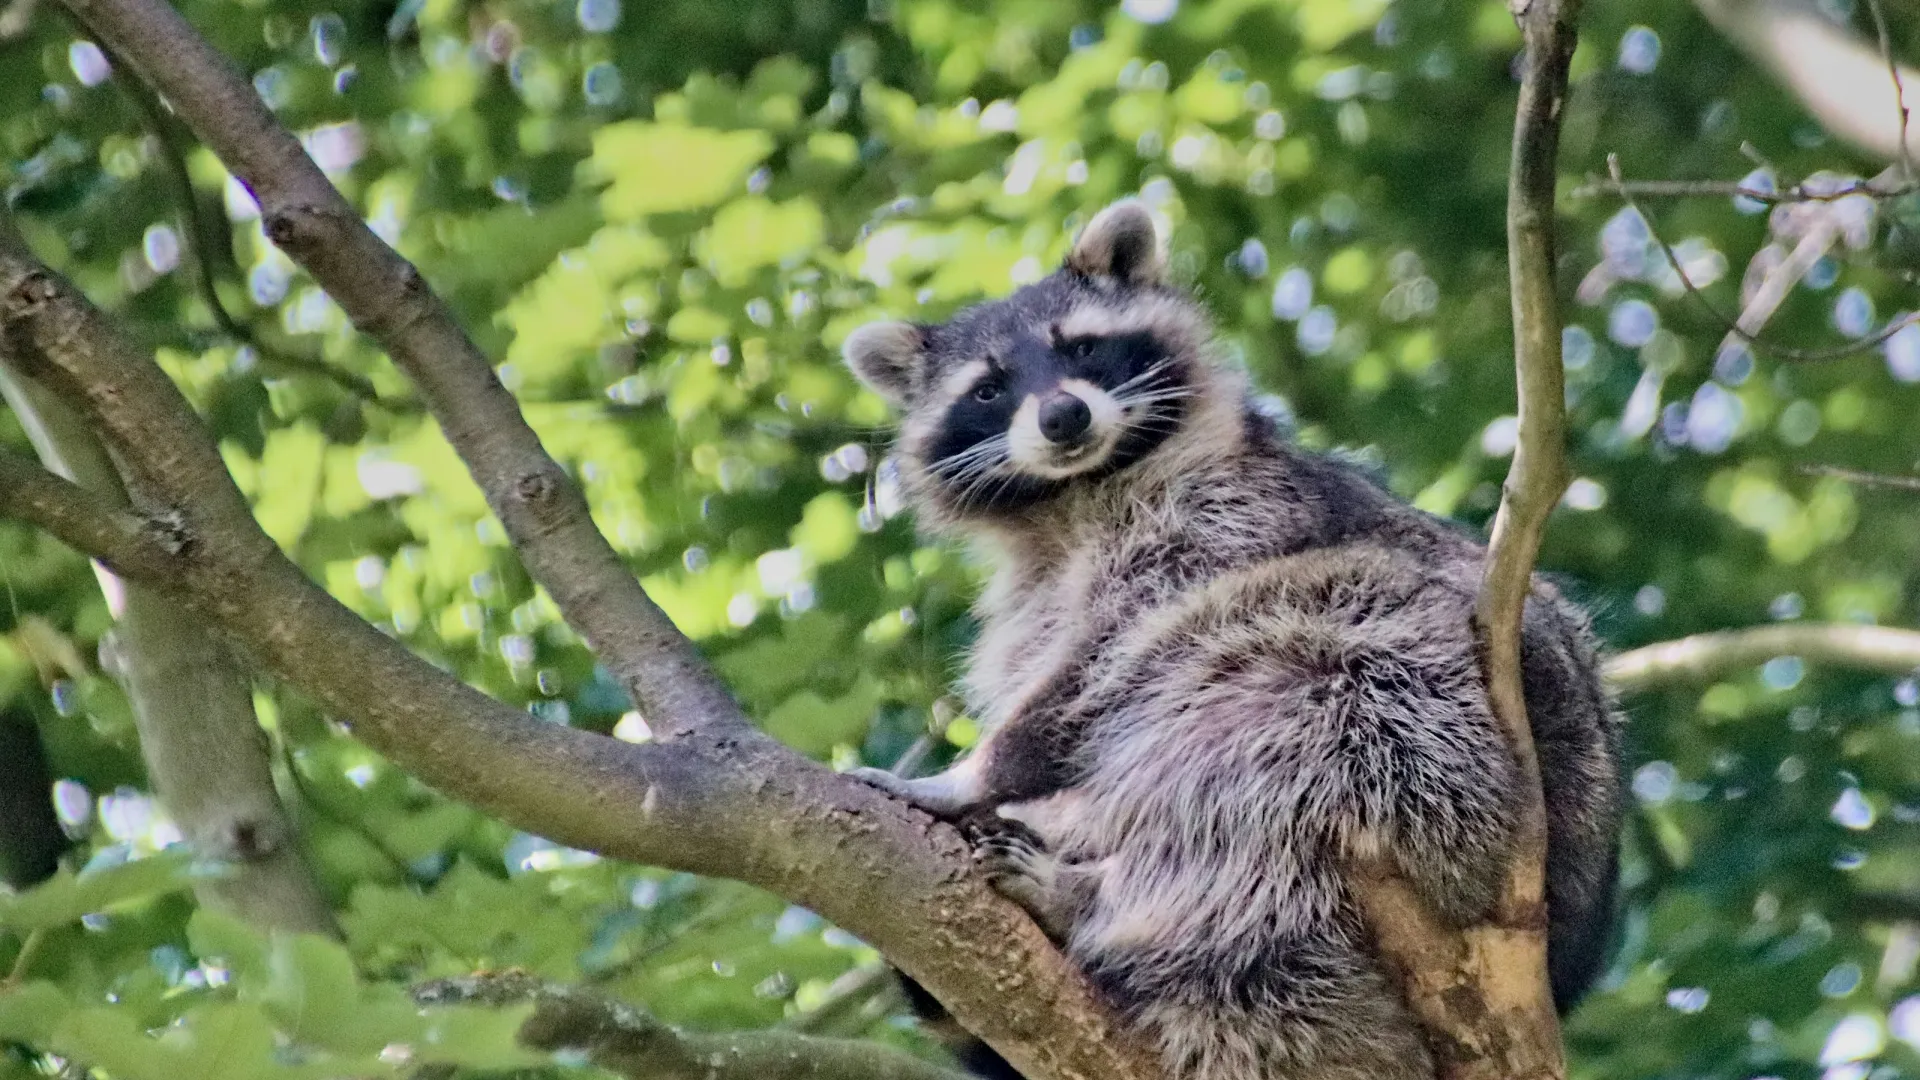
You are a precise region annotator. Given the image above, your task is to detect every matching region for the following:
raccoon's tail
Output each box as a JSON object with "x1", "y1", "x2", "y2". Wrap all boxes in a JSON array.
[{"x1": 897, "y1": 972, "x2": 1026, "y2": 1079}]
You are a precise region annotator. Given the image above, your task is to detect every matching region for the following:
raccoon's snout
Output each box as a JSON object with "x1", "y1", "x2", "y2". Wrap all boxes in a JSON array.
[{"x1": 1039, "y1": 393, "x2": 1093, "y2": 445}]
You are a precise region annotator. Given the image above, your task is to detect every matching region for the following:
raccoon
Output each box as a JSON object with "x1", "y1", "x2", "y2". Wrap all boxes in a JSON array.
[{"x1": 843, "y1": 200, "x2": 1623, "y2": 1080}]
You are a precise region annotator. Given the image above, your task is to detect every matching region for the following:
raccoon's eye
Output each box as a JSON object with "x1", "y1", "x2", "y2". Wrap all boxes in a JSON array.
[{"x1": 971, "y1": 382, "x2": 1003, "y2": 404}]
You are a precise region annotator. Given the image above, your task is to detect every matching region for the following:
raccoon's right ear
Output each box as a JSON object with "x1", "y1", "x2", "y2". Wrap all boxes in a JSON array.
[
  {"x1": 1067, "y1": 199, "x2": 1165, "y2": 285},
  {"x1": 842, "y1": 320, "x2": 925, "y2": 405}
]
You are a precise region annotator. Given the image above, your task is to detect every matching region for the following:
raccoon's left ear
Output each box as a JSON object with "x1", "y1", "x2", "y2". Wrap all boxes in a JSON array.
[
  {"x1": 842, "y1": 320, "x2": 925, "y2": 405},
  {"x1": 1067, "y1": 199, "x2": 1165, "y2": 285}
]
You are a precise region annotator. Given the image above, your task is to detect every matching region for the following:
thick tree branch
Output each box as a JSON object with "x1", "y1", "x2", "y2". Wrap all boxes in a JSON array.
[
  {"x1": 1357, "y1": 3, "x2": 1578, "y2": 1079},
  {"x1": 0, "y1": 363, "x2": 336, "y2": 936},
  {"x1": 413, "y1": 973, "x2": 971, "y2": 1080},
  {"x1": 59, "y1": 0, "x2": 740, "y2": 742},
  {"x1": 1606, "y1": 623, "x2": 1920, "y2": 692},
  {"x1": 0, "y1": 228, "x2": 1153, "y2": 1080},
  {"x1": 0, "y1": 446, "x2": 177, "y2": 581}
]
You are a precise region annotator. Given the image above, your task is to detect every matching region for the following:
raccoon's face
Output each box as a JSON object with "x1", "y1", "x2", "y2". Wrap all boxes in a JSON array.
[{"x1": 844, "y1": 201, "x2": 1211, "y2": 517}]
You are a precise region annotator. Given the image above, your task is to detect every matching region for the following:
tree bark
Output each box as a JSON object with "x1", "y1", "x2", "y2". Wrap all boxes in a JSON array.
[{"x1": 0, "y1": 362, "x2": 336, "y2": 938}]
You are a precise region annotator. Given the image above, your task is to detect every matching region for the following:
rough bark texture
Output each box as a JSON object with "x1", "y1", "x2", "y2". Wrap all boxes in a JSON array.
[
  {"x1": 0, "y1": 214, "x2": 1155, "y2": 1080},
  {"x1": 0, "y1": 363, "x2": 337, "y2": 937},
  {"x1": 413, "y1": 973, "x2": 973, "y2": 1080},
  {"x1": 1353, "y1": 2, "x2": 1581, "y2": 1078}
]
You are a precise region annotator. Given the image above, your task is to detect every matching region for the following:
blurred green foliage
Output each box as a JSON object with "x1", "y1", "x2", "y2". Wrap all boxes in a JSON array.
[{"x1": 3, "y1": 0, "x2": 1920, "y2": 1076}]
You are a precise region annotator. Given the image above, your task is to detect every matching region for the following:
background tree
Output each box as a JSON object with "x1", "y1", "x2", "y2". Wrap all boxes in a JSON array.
[{"x1": 1, "y1": 0, "x2": 1919, "y2": 1078}]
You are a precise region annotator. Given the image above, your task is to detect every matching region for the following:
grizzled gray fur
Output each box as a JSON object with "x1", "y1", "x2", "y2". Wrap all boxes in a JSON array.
[{"x1": 844, "y1": 200, "x2": 1623, "y2": 1080}]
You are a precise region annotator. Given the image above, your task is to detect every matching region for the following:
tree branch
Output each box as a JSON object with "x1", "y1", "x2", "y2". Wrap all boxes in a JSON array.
[
  {"x1": 1601, "y1": 155, "x2": 1916, "y2": 364},
  {"x1": 0, "y1": 223, "x2": 1154, "y2": 1080},
  {"x1": 0, "y1": 446, "x2": 178, "y2": 581},
  {"x1": 1692, "y1": 0, "x2": 1920, "y2": 163},
  {"x1": 58, "y1": 0, "x2": 739, "y2": 742},
  {"x1": 0, "y1": 361, "x2": 336, "y2": 936},
  {"x1": 1357, "y1": 3, "x2": 1579, "y2": 1078},
  {"x1": 1605, "y1": 623, "x2": 1920, "y2": 692},
  {"x1": 413, "y1": 973, "x2": 972, "y2": 1080}
]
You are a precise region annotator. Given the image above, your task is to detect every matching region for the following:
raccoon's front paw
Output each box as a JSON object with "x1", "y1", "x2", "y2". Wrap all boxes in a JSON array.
[
  {"x1": 847, "y1": 764, "x2": 986, "y2": 818},
  {"x1": 968, "y1": 817, "x2": 1059, "y2": 920}
]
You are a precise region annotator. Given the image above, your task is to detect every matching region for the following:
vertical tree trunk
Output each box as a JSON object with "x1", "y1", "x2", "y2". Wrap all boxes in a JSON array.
[{"x1": 0, "y1": 362, "x2": 337, "y2": 937}]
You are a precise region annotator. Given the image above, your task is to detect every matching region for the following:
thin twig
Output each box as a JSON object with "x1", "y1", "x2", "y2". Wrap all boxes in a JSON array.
[
  {"x1": 784, "y1": 964, "x2": 898, "y2": 1035},
  {"x1": 1603, "y1": 154, "x2": 1916, "y2": 363},
  {"x1": 275, "y1": 733, "x2": 418, "y2": 882},
  {"x1": 1799, "y1": 463, "x2": 1920, "y2": 492},
  {"x1": 92, "y1": 39, "x2": 390, "y2": 406},
  {"x1": 4, "y1": 928, "x2": 47, "y2": 986},
  {"x1": 1865, "y1": 0, "x2": 1915, "y2": 184},
  {"x1": 1571, "y1": 175, "x2": 1917, "y2": 204}
]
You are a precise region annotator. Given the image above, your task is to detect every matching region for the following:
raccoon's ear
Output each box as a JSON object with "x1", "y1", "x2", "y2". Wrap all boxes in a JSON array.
[
  {"x1": 842, "y1": 320, "x2": 925, "y2": 405},
  {"x1": 1067, "y1": 199, "x2": 1164, "y2": 285}
]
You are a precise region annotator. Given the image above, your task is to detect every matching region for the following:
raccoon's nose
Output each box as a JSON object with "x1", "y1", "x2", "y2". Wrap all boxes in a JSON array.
[{"x1": 1038, "y1": 392, "x2": 1093, "y2": 444}]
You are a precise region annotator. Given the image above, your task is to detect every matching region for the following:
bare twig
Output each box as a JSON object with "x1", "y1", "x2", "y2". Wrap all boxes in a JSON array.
[
  {"x1": 73, "y1": 34, "x2": 392, "y2": 406},
  {"x1": 1606, "y1": 622, "x2": 1920, "y2": 691},
  {"x1": 1864, "y1": 0, "x2": 1915, "y2": 184},
  {"x1": 413, "y1": 972, "x2": 973, "y2": 1080},
  {"x1": 1600, "y1": 155, "x2": 1917, "y2": 363},
  {"x1": 785, "y1": 964, "x2": 898, "y2": 1035},
  {"x1": 1798, "y1": 463, "x2": 1920, "y2": 492},
  {"x1": 1571, "y1": 175, "x2": 1916, "y2": 204},
  {"x1": 3, "y1": 927, "x2": 46, "y2": 987}
]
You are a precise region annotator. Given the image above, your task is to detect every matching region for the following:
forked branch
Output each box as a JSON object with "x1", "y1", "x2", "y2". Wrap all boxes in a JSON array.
[
  {"x1": 1355, "y1": 1, "x2": 1580, "y2": 1078},
  {"x1": 9, "y1": 5, "x2": 1156, "y2": 1070}
]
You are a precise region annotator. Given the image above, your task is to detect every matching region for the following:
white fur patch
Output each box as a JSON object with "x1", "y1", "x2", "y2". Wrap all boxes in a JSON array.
[{"x1": 1005, "y1": 383, "x2": 1123, "y2": 478}]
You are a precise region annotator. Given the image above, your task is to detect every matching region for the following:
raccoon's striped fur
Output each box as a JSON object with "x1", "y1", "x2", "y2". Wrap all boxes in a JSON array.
[{"x1": 844, "y1": 201, "x2": 1623, "y2": 1080}]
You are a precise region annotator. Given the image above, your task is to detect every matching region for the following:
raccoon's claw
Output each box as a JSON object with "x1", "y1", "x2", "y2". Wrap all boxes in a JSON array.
[
  {"x1": 847, "y1": 765, "x2": 985, "y2": 818},
  {"x1": 970, "y1": 820, "x2": 1052, "y2": 895}
]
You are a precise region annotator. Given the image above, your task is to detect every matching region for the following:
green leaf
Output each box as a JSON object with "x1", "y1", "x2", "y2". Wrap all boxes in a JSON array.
[
  {"x1": 590, "y1": 122, "x2": 774, "y2": 219},
  {"x1": 0, "y1": 981, "x2": 70, "y2": 1043},
  {"x1": 0, "y1": 850, "x2": 197, "y2": 932}
]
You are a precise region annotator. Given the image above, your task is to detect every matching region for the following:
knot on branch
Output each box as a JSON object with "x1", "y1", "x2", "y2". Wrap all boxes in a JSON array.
[
  {"x1": 141, "y1": 508, "x2": 194, "y2": 557},
  {"x1": 4, "y1": 270, "x2": 58, "y2": 318},
  {"x1": 205, "y1": 813, "x2": 288, "y2": 862},
  {"x1": 513, "y1": 468, "x2": 561, "y2": 504},
  {"x1": 261, "y1": 204, "x2": 332, "y2": 248}
]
